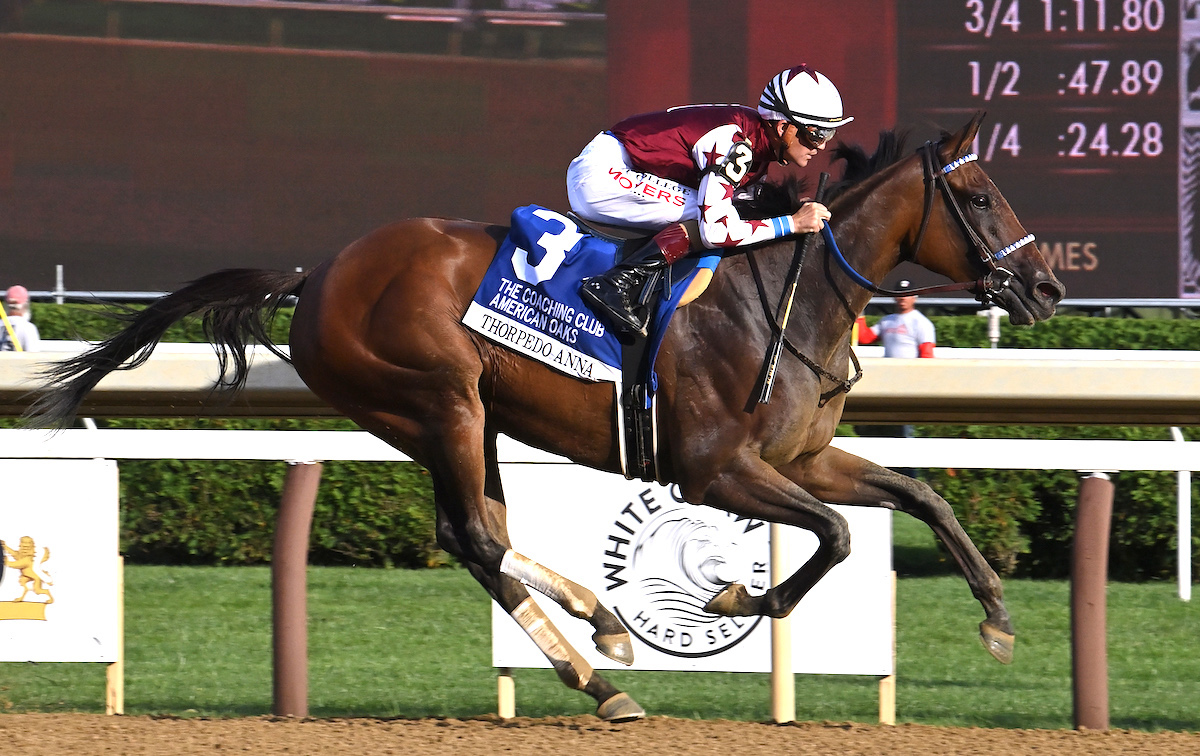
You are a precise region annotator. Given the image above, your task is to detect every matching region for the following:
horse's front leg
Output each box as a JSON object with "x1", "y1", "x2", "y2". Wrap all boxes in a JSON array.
[
  {"x1": 780, "y1": 445, "x2": 1014, "y2": 664},
  {"x1": 698, "y1": 455, "x2": 851, "y2": 620}
]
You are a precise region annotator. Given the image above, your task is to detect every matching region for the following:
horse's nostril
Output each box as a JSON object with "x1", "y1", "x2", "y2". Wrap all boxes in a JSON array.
[{"x1": 1037, "y1": 281, "x2": 1064, "y2": 304}]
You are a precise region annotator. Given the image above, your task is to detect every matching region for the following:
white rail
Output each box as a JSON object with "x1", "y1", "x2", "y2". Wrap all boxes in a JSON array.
[
  {"x1": 0, "y1": 429, "x2": 1192, "y2": 601},
  {"x1": 0, "y1": 429, "x2": 1193, "y2": 469},
  {"x1": 3, "y1": 346, "x2": 1200, "y2": 424}
]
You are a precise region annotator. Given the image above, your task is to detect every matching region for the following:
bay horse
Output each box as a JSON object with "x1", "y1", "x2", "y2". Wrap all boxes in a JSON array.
[{"x1": 32, "y1": 113, "x2": 1064, "y2": 721}]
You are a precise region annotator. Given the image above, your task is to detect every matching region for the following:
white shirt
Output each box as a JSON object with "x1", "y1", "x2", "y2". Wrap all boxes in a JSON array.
[
  {"x1": 0, "y1": 313, "x2": 41, "y2": 352},
  {"x1": 869, "y1": 309, "x2": 935, "y2": 359}
]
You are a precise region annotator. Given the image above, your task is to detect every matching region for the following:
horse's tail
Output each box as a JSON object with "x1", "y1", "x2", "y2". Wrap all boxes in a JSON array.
[{"x1": 29, "y1": 268, "x2": 310, "y2": 428}]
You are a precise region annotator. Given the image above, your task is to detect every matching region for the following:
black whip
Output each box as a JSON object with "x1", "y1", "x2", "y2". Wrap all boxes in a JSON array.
[{"x1": 758, "y1": 171, "x2": 829, "y2": 405}]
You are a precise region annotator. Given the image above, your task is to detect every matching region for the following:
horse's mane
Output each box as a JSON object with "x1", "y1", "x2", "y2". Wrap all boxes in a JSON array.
[{"x1": 736, "y1": 129, "x2": 912, "y2": 219}]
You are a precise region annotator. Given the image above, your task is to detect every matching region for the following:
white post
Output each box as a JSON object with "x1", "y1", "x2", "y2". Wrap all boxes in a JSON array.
[
  {"x1": 769, "y1": 523, "x2": 794, "y2": 723},
  {"x1": 54, "y1": 265, "x2": 64, "y2": 305},
  {"x1": 497, "y1": 668, "x2": 515, "y2": 719},
  {"x1": 976, "y1": 306, "x2": 1004, "y2": 348},
  {"x1": 1171, "y1": 427, "x2": 1191, "y2": 601},
  {"x1": 878, "y1": 571, "x2": 896, "y2": 725},
  {"x1": 105, "y1": 555, "x2": 124, "y2": 715}
]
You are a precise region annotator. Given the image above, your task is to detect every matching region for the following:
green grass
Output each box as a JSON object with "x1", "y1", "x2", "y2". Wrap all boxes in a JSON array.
[{"x1": 2, "y1": 530, "x2": 1198, "y2": 730}]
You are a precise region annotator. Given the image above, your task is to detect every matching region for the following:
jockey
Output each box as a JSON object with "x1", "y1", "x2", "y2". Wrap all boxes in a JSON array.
[{"x1": 568, "y1": 64, "x2": 853, "y2": 337}]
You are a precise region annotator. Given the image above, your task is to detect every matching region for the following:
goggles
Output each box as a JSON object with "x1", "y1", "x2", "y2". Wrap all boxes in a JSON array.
[{"x1": 795, "y1": 123, "x2": 836, "y2": 149}]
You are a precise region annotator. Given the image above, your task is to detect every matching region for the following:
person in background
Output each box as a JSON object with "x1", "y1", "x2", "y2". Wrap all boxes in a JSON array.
[
  {"x1": 856, "y1": 282, "x2": 936, "y2": 359},
  {"x1": 0, "y1": 285, "x2": 41, "y2": 352},
  {"x1": 854, "y1": 282, "x2": 934, "y2": 474}
]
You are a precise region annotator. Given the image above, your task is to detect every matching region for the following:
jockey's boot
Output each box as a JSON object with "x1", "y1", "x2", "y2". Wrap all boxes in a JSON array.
[{"x1": 580, "y1": 223, "x2": 692, "y2": 338}]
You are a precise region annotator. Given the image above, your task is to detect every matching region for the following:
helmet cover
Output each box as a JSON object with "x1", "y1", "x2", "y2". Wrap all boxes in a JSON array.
[{"x1": 758, "y1": 65, "x2": 854, "y2": 129}]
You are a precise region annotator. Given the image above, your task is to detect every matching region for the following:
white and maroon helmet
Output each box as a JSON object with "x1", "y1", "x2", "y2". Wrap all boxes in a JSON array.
[{"x1": 758, "y1": 65, "x2": 853, "y2": 146}]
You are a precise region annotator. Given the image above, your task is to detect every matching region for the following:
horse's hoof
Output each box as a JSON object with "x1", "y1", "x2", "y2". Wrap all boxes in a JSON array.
[
  {"x1": 596, "y1": 692, "x2": 645, "y2": 722},
  {"x1": 593, "y1": 631, "x2": 635, "y2": 666},
  {"x1": 704, "y1": 583, "x2": 757, "y2": 616},
  {"x1": 979, "y1": 621, "x2": 1015, "y2": 664}
]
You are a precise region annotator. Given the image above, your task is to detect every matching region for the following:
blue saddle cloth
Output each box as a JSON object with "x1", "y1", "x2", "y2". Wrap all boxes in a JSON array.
[{"x1": 462, "y1": 205, "x2": 719, "y2": 390}]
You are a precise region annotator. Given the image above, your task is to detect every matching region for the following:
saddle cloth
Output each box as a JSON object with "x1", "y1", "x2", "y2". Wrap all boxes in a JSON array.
[{"x1": 462, "y1": 205, "x2": 719, "y2": 389}]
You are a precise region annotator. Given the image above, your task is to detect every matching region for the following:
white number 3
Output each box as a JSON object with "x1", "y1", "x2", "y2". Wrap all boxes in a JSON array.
[{"x1": 511, "y1": 208, "x2": 585, "y2": 285}]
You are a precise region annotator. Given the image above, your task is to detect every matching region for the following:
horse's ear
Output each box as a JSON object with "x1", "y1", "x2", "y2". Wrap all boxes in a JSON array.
[{"x1": 942, "y1": 111, "x2": 986, "y2": 160}]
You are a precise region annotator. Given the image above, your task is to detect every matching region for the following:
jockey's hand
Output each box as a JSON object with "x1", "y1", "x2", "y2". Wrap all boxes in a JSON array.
[{"x1": 790, "y1": 201, "x2": 831, "y2": 234}]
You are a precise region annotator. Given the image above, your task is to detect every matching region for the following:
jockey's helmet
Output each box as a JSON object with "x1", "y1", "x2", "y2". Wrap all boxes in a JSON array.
[{"x1": 758, "y1": 65, "x2": 853, "y2": 148}]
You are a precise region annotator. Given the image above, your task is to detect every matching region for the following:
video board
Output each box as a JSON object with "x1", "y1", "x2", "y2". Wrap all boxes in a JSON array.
[{"x1": 897, "y1": 0, "x2": 1195, "y2": 298}]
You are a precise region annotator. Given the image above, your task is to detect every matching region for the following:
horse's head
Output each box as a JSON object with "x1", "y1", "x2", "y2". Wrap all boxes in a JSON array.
[{"x1": 909, "y1": 113, "x2": 1065, "y2": 325}]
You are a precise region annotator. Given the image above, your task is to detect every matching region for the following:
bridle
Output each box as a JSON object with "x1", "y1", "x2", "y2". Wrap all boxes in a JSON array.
[
  {"x1": 821, "y1": 140, "x2": 1035, "y2": 305},
  {"x1": 756, "y1": 140, "x2": 1037, "y2": 407}
]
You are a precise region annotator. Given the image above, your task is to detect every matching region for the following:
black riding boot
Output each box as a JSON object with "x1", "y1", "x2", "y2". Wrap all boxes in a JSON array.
[{"x1": 580, "y1": 223, "x2": 691, "y2": 338}]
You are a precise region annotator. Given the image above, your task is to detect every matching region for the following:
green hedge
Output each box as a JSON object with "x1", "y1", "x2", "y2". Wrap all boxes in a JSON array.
[
  {"x1": 885, "y1": 314, "x2": 1200, "y2": 581},
  {"x1": 911, "y1": 426, "x2": 1198, "y2": 581},
  {"x1": 27, "y1": 305, "x2": 441, "y2": 568},
  {"x1": 108, "y1": 419, "x2": 444, "y2": 569},
  {"x1": 21, "y1": 304, "x2": 1200, "y2": 578},
  {"x1": 31, "y1": 303, "x2": 294, "y2": 344},
  {"x1": 927, "y1": 312, "x2": 1200, "y2": 351}
]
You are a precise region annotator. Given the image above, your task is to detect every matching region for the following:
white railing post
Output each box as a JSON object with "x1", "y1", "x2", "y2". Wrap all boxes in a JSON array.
[
  {"x1": 1171, "y1": 427, "x2": 1191, "y2": 602},
  {"x1": 769, "y1": 523, "x2": 794, "y2": 723}
]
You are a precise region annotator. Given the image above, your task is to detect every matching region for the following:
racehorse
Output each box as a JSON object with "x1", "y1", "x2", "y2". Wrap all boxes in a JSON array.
[{"x1": 31, "y1": 113, "x2": 1064, "y2": 721}]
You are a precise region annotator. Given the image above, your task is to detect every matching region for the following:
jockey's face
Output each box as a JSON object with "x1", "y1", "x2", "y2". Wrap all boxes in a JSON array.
[{"x1": 772, "y1": 122, "x2": 822, "y2": 167}]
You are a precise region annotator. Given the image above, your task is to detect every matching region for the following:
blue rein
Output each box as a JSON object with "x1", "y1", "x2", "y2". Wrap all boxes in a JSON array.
[{"x1": 820, "y1": 223, "x2": 875, "y2": 290}]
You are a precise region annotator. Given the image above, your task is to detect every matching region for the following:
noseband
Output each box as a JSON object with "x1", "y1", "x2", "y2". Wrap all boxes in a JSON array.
[{"x1": 822, "y1": 141, "x2": 1034, "y2": 304}]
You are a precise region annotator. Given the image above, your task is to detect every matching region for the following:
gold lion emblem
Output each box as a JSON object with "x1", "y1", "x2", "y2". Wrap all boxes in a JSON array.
[{"x1": 2, "y1": 536, "x2": 54, "y2": 604}]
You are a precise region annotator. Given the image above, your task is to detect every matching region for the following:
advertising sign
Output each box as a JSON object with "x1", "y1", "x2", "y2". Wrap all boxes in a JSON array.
[
  {"x1": 0, "y1": 459, "x2": 120, "y2": 662},
  {"x1": 492, "y1": 462, "x2": 893, "y2": 676}
]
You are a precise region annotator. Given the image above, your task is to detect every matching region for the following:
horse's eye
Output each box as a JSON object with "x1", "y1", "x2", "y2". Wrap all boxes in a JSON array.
[{"x1": 970, "y1": 194, "x2": 991, "y2": 210}]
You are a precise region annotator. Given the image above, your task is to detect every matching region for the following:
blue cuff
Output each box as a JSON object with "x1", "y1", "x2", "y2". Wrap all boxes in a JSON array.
[{"x1": 770, "y1": 215, "x2": 794, "y2": 238}]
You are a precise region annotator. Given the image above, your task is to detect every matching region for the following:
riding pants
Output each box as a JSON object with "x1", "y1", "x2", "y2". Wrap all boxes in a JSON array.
[{"x1": 566, "y1": 132, "x2": 700, "y2": 230}]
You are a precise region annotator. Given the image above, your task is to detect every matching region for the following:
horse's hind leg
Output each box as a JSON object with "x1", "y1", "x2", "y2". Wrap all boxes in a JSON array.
[
  {"x1": 429, "y1": 430, "x2": 641, "y2": 721},
  {"x1": 462, "y1": 559, "x2": 644, "y2": 721},
  {"x1": 466, "y1": 430, "x2": 634, "y2": 666},
  {"x1": 781, "y1": 446, "x2": 1014, "y2": 664},
  {"x1": 468, "y1": 434, "x2": 631, "y2": 667},
  {"x1": 497, "y1": 550, "x2": 633, "y2": 666},
  {"x1": 434, "y1": 511, "x2": 642, "y2": 717}
]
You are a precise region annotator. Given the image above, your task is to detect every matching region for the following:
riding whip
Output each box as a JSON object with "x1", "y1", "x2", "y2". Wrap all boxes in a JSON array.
[{"x1": 758, "y1": 171, "x2": 828, "y2": 405}]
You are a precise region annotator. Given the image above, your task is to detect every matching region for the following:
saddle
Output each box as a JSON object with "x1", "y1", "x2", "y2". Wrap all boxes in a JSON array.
[
  {"x1": 568, "y1": 214, "x2": 714, "y2": 308},
  {"x1": 464, "y1": 205, "x2": 720, "y2": 484}
]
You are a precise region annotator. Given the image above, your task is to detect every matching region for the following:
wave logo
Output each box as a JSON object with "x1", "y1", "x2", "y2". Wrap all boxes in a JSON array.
[{"x1": 601, "y1": 487, "x2": 769, "y2": 657}]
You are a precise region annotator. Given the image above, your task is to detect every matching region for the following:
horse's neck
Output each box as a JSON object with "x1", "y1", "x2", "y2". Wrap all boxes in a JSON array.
[{"x1": 788, "y1": 181, "x2": 916, "y2": 358}]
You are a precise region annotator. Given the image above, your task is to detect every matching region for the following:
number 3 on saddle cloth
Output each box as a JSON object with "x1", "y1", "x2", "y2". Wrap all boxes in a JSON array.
[{"x1": 462, "y1": 205, "x2": 720, "y2": 481}]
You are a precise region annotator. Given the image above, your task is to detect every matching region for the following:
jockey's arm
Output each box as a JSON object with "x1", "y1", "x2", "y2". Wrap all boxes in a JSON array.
[{"x1": 691, "y1": 127, "x2": 799, "y2": 249}]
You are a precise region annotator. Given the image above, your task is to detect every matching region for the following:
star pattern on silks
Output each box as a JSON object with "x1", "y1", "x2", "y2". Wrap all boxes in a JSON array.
[
  {"x1": 721, "y1": 182, "x2": 736, "y2": 200},
  {"x1": 747, "y1": 218, "x2": 770, "y2": 233},
  {"x1": 715, "y1": 215, "x2": 730, "y2": 227},
  {"x1": 703, "y1": 145, "x2": 722, "y2": 169},
  {"x1": 699, "y1": 203, "x2": 712, "y2": 220}
]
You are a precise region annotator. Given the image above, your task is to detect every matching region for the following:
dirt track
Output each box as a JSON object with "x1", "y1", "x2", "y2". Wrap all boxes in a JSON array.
[{"x1": 2, "y1": 714, "x2": 1198, "y2": 755}]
